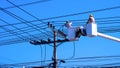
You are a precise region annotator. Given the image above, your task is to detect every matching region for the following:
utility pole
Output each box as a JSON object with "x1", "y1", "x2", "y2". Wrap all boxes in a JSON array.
[
  {"x1": 30, "y1": 22, "x2": 69, "y2": 67},
  {"x1": 53, "y1": 30, "x2": 57, "y2": 68}
]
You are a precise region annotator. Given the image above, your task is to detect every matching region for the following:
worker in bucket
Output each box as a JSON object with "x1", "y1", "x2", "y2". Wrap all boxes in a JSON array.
[
  {"x1": 86, "y1": 14, "x2": 97, "y2": 37},
  {"x1": 64, "y1": 14, "x2": 97, "y2": 40},
  {"x1": 65, "y1": 20, "x2": 82, "y2": 41},
  {"x1": 86, "y1": 14, "x2": 95, "y2": 24}
]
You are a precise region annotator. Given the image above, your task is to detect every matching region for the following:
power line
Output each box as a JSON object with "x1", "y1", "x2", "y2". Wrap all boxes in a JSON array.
[
  {"x1": 6, "y1": 0, "x2": 54, "y2": 36},
  {"x1": 1, "y1": 5, "x2": 120, "y2": 29},
  {"x1": 0, "y1": 20, "x2": 46, "y2": 27},
  {"x1": 0, "y1": 26, "x2": 120, "y2": 46},
  {"x1": 6, "y1": 0, "x2": 45, "y2": 24},
  {"x1": 0, "y1": 18, "x2": 29, "y2": 41},
  {"x1": 0, "y1": 6, "x2": 120, "y2": 45},
  {"x1": 0, "y1": 18, "x2": 37, "y2": 40},
  {"x1": 6, "y1": 0, "x2": 54, "y2": 38},
  {"x1": 63, "y1": 55, "x2": 120, "y2": 61},
  {"x1": 0, "y1": 25, "x2": 48, "y2": 38},
  {"x1": 0, "y1": 18, "x2": 119, "y2": 32},
  {"x1": 1, "y1": 60, "x2": 52, "y2": 67},
  {"x1": 0, "y1": 56, "x2": 17, "y2": 63},
  {"x1": 2, "y1": 55, "x2": 120, "y2": 67},
  {"x1": 3, "y1": 0, "x2": 51, "y2": 9},
  {"x1": 43, "y1": 45, "x2": 47, "y2": 66},
  {"x1": 0, "y1": 16, "x2": 120, "y2": 27},
  {"x1": 0, "y1": 17, "x2": 120, "y2": 38},
  {"x1": 0, "y1": 7, "x2": 53, "y2": 39},
  {"x1": 0, "y1": 33, "x2": 48, "y2": 46},
  {"x1": 48, "y1": 19, "x2": 120, "y2": 25},
  {"x1": 100, "y1": 62, "x2": 120, "y2": 67},
  {"x1": 1, "y1": 5, "x2": 118, "y2": 26},
  {"x1": 0, "y1": 16, "x2": 120, "y2": 35},
  {"x1": 36, "y1": 6, "x2": 120, "y2": 20},
  {"x1": 0, "y1": 25, "x2": 120, "y2": 46}
]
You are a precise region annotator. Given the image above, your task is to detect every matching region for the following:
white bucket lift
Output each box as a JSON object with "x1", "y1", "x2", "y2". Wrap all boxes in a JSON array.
[
  {"x1": 86, "y1": 14, "x2": 120, "y2": 42},
  {"x1": 86, "y1": 22, "x2": 97, "y2": 37}
]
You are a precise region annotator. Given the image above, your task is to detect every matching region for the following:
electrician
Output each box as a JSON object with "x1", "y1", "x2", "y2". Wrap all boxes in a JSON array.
[{"x1": 65, "y1": 20, "x2": 86, "y2": 41}]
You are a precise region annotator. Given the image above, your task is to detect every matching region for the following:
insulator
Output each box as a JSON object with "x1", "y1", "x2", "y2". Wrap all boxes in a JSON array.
[{"x1": 47, "y1": 22, "x2": 50, "y2": 27}]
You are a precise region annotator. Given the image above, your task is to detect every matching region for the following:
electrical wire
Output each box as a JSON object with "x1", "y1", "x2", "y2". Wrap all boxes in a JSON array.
[
  {"x1": 0, "y1": 56, "x2": 17, "y2": 63},
  {"x1": 0, "y1": 16, "x2": 120, "y2": 38},
  {"x1": 2, "y1": 55, "x2": 120, "y2": 67},
  {"x1": 6, "y1": 0, "x2": 54, "y2": 39},
  {"x1": 1, "y1": 27, "x2": 120, "y2": 45},
  {"x1": 0, "y1": 16, "x2": 120, "y2": 27},
  {"x1": 0, "y1": 8, "x2": 39, "y2": 40},
  {"x1": 0, "y1": 22, "x2": 120, "y2": 45},
  {"x1": 1, "y1": 5, "x2": 120, "y2": 28},
  {"x1": 0, "y1": 19, "x2": 36, "y2": 41},
  {"x1": 0, "y1": 25, "x2": 48, "y2": 38},
  {"x1": 39, "y1": 45, "x2": 43, "y2": 66},
  {"x1": 48, "y1": 19, "x2": 120, "y2": 26},
  {"x1": 0, "y1": 5, "x2": 120, "y2": 45},
  {"x1": 1, "y1": 5, "x2": 118, "y2": 27},
  {"x1": 0, "y1": 18, "x2": 29, "y2": 41},
  {"x1": 6, "y1": 0, "x2": 45, "y2": 24},
  {"x1": 100, "y1": 62, "x2": 120, "y2": 67},
  {"x1": 1, "y1": 60, "x2": 52, "y2": 67},
  {"x1": 0, "y1": 7, "x2": 53, "y2": 39},
  {"x1": 0, "y1": 13, "x2": 119, "y2": 38},
  {"x1": 70, "y1": 41, "x2": 76, "y2": 59},
  {"x1": 0, "y1": 1, "x2": 120, "y2": 67},
  {"x1": 43, "y1": 45, "x2": 47, "y2": 66},
  {"x1": 35, "y1": 6, "x2": 120, "y2": 20},
  {"x1": 4, "y1": 0, "x2": 51, "y2": 9},
  {"x1": 63, "y1": 55, "x2": 120, "y2": 61},
  {"x1": 0, "y1": 20, "x2": 46, "y2": 28}
]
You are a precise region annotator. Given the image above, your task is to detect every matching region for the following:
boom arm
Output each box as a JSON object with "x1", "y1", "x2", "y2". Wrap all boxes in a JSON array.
[
  {"x1": 85, "y1": 14, "x2": 120, "y2": 42},
  {"x1": 97, "y1": 32, "x2": 120, "y2": 42}
]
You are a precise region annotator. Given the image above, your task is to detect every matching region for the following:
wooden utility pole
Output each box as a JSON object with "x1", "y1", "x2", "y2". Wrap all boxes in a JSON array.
[
  {"x1": 53, "y1": 30, "x2": 57, "y2": 68},
  {"x1": 30, "y1": 22, "x2": 69, "y2": 68}
]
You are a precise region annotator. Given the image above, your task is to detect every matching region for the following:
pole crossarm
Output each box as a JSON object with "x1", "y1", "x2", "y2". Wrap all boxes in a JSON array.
[
  {"x1": 30, "y1": 39, "x2": 70, "y2": 45},
  {"x1": 30, "y1": 22, "x2": 70, "y2": 45}
]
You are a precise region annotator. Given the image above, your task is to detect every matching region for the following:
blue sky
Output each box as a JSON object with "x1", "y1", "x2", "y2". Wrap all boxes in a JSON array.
[{"x1": 0, "y1": 0, "x2": 120, "y2": 67}]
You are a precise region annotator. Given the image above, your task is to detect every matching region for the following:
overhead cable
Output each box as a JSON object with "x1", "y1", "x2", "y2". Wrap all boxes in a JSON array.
[{"x1": 4, "y1": 0, "x2": 51, "y2": 9}]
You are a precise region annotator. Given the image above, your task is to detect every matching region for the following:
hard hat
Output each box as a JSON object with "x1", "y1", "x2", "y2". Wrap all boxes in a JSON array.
[
  {"x1": 89, "y1": 14, "x2": 93, "y2": 17},
  {"x1": 65, "y1": 20, "x2": 72, "y2": 25},
  {"x1": 88, "y1": 14, "x2": 95, "y2": 23},
  {"x1": 65, "y1": 20, "x2": 72, "y2": 28}
]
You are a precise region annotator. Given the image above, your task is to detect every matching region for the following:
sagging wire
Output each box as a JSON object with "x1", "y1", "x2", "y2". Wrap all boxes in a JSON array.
[
  {"x1": 0, "y1": 26, "x2": 48, "y2": 39},
  {"x1": 0, "y1": 8, "x2": 39, "y2": 40},
  {"x1": 6, "y1": 0, "x2": 53, "y2": 36},
  {"x1": 4, "y1": 0, "x2": 51, "y2": 9},
  {"x1": 0, "y1": 7, "x2": 52, "y2": 40},
  {"x1": 0, "y1": 38, "x2": 28, "y2": 46},
  {"x1": 43, "y1": 45, "x2": 47, "y2": 66},
  {"x1": 33, "y1": 5, "x2": 120, "y2": 20},
  {"x1": 70, "y1": 41, "x2": 76, "y2": 59},
  {"x1": 6, "y1": 0, "x2": 44, "y2": 23},
  {"x1": 0, "y1": 5, "x2": 120, "y2": 46},
  {"x1": 0, "y1": 19, "x2": 47, "y2": 27},
  {"x1": 0, "y1": 56, "x2": 16, "y2": 63},
  {"x1": 1, "y1": 18, "x2": 120, "y2": 38},
  {"x1": 39, "y1": 45, "x2": 43, "y2": 67},
  {"x1": 0, "y1": 18, "x2": 29, "y2": 42},
  {"x1": 0, "y1": 16, "x2": 119, "y2": 28},
  {"x1": 0, "y1": 24, "x2": 48, "y2": 38}
]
